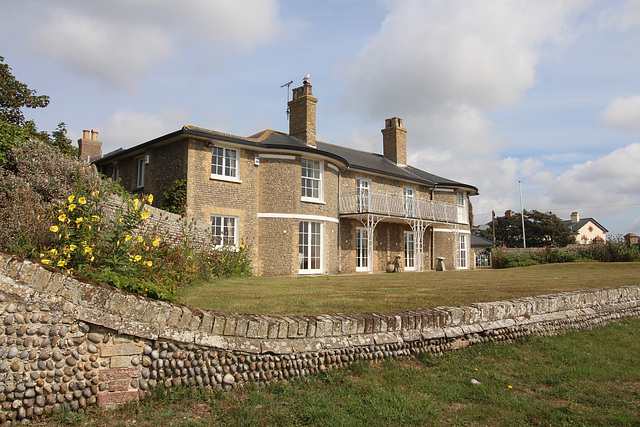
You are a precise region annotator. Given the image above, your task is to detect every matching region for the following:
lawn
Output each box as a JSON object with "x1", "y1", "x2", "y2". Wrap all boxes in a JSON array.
[
  {"x1": 46, "y1": 317, "x2": 640, "y2": 426},
  {"x1": 178, "y1": 262, "x2": 640, "y2": 316}
]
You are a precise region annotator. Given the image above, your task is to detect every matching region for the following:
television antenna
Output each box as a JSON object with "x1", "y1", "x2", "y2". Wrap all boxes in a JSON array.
[{"x1": 281, "y1": 80, "x2": 293, "y2": 120}]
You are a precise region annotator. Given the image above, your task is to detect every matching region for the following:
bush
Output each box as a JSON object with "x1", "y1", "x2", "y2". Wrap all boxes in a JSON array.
[
  {"x1": 161, "y1": 179, "x2": 187, "y2": 215},
  {"x1": 545, "y1": 236, "x2": 640, "y2": 264},
  {"x1": 492, "y1": 249, "x2": 542, "y2": 269}
]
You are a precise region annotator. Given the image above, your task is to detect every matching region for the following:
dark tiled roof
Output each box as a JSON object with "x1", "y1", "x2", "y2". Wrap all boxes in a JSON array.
[
  {"x1": 563, "y1": 218, "x2": 608, "y2": 234},
  {"x1": 470, "y1": 234, "x2": 495, "y2": 247},
  {"x1": 95, "y1": 126, "x2": 478, "y2": 193}
]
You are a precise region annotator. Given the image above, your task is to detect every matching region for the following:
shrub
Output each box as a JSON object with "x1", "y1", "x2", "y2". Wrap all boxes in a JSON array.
[
  {"x1": 161, "y1": 179, "x2": 187, "y2": 215},
  {"x1": 492, "y1": 249, "x2": 542, "y2": 269}
]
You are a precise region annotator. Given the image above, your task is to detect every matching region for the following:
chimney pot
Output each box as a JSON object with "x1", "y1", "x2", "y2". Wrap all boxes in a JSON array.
[
  {"x1": 83, "y1": 130, "x2": 90, "y2": 139},
  {"x1": 91, "y1": 129, "x2": 99, "y2": 141},
  {"x1": 571, "y1": 212, "x2": 579, "y2": 223}
]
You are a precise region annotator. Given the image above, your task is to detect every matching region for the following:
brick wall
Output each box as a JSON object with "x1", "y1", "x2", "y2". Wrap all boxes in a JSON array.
[{"x1": 2, "y1": 252, "x2": 640, "y2": 423}]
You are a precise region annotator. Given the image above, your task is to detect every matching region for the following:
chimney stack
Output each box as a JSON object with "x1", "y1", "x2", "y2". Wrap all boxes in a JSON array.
[
  {"x1": 78, "y1": 129, "x2": 103, "y2": 163},
  {"x1": 382, "y1": 117, "x2": 407, "y2": 165},
  {"x1": 571, "y1": 212, "x2": 579, "y2": 223},
  {"x1": 288, "y1": 77, "x2": 318, "y2": 147}
]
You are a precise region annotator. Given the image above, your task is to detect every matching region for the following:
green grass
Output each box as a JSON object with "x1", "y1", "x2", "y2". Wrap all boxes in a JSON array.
[
  {"x1": 177, "y1": 262, "x2": 640, "y2": 315},
  {"x1": 43, "y1": 317, "x2": 640, "y2": 426}
]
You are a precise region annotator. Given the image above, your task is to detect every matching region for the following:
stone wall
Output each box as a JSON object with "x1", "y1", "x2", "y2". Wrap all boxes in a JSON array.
[{"x1": 1, "y1": 252, "x2": 640, "y2": 424}]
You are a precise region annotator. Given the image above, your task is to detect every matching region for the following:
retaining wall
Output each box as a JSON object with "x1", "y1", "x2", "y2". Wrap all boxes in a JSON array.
[{"x1": 1, "y1": 252, "x2": 639, "y2": 424}]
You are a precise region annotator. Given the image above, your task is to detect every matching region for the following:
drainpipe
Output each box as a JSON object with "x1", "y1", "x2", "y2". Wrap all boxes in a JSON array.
[{"x1": 338, "y1": 170, "x2": 342, "y2": 273}]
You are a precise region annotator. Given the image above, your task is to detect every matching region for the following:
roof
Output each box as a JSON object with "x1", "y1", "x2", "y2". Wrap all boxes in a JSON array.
[
  {"x1": 562, "y1": 218, "x2": 608, "y2": 234},
  {"x1": 470, "y1": 234, "x2": 495, "y2": 247},
  {"x1": 94, "y1": 126, "x2": 478, "y2": 194}
]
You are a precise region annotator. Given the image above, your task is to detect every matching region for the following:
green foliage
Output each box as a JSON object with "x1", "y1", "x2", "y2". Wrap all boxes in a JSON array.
[
  {"x1": 491, "y1": 249, "x2": 542, "y2": 268},
  {"x1": 0, "y1": 56, "x2": 49, "y2": 126},
  {"x1": 545, "y1": 235, "x2": 640, "y2": 264},
  {"x1": 481, "y1": 210, "x2": 574, "y2": 248},
  {"x1": 161, "y1": 179, "x2": 187, "y2": 215}
]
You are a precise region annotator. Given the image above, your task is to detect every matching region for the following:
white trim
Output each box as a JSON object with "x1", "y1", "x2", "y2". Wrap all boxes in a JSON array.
[
  {"x1": 211, "y1": 144, "x2": 240, "y2": 182},
  {"x1": 257, "y1": 213, "x2": 339, "y2": 224},
  {"x1": 327, "y1": 163, "x2": 339, "y2": 172},
  {"x1": 432, "y1": 228, "x2": 471, "y2": 234},
  {"x1": 433, "y1": 188, "x2": 455, "y2": 192},
  {"x1": 298, "y1": 220, "x2": 325, "y2": 275},
  {"x1": 356, "y1": 227, "x2": 369, "y2": 272},
  {"x1": 301, "y1": 159, "x2": 324, "y2": 203},
  {"x1": 259, "y1": 154, "x2": 296, "y2": 160}
]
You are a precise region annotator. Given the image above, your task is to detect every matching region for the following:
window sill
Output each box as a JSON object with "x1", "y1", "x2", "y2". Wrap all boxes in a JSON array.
[
  {"x1": 298, "y1": 270, "x2": 324, "y2": 275},
  {"x1": 210, "y1": 174, "x2": 242, "y2": 184},
  {"x1": 301, "y1": 197, "x2": 325, "y2": 205}
]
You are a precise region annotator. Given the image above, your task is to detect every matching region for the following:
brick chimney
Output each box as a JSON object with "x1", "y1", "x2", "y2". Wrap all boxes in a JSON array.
[
  {"x1": 78, "y1": 129, "x2": 102, "y2": 162},
  {"x1": 382, "y1": 117, "x2": 407, "y2": 165},
  {"x1": 571, "y1": 212, "x2": 579, "y2": 223},
  {"x1": 288, "y1": 78, "x2": 318, "y2": 147},
  {"x1": 505, "y1": 210, "x2": 514, "y2": 217}
]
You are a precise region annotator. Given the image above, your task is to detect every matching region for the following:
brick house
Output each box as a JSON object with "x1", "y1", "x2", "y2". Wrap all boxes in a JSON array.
[
  {"x1": 88, "y1": 79, "x2": 478, "y2": 276},
  {"x1": 563, "y1": 212, "x2": 607, "y2": 245}
]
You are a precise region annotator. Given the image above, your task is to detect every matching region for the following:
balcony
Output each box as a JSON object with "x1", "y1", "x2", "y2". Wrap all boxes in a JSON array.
[{"x1": 339, "y1": 191, "x2": 466, "y2": 224}]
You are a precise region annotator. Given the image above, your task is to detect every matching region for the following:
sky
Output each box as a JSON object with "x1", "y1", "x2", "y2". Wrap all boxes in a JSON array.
[{"x1": 2, "y1": 0, "x2": 640, "y2": 237}]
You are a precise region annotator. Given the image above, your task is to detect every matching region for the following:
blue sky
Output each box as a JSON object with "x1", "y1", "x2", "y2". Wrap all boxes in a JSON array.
[{"x1": 2, "y1": 0, "x2": 639, "y2": 236}]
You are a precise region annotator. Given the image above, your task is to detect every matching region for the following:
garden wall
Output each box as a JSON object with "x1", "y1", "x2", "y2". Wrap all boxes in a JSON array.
[{"x1": 1, "y1": 252, "x2": 640, "y2": 424}]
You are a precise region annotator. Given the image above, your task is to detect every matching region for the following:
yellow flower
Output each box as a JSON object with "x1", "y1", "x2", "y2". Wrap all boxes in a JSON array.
[
  {"x1": 69, "y1": 244, "x2": 77, "y2": 251},
  {"x1": 58, "y1": 214, "x2": 66, "y2": 222},
  {"x1": 152, "y1": 238, "x2": 161, "y2": 247},
  {"x1": 91, "y1": 215, "x2": 100, "y2": 221},
  {"x1": 141, "y1": 210, "x2": 149, "y2": 219},
  {"x1": 239, "y1": 244, "x2": 245, "y2": 250},
  {"x1": 133, "y1": 198, "x2": 140, "y2": 210},
  {"x1": 78, "y1": 197, "x2": 87, "y2": 205},
  {"x1": 48, "y1": 248, "x2": 58, "y2": 256},
  {"x1": 134, "y1": 255, "x2": 142, "y2": 262},
  {"x1": 137, "y1": 236, "x2": 143, "y2": 243},
  {"x1": 91, "y1": 189, "x2": 99, "y2": 198},
  {"x1": 147, "y1": 194, "x2": 154, "y2": 204},
  {"x1": 68, "y1": 204, "x2": 76, "y2": 211},
  {"x1": 75, "y1": 217, "x2": 84, "y2": 224},
  {"x1": 50, "y1": 225, "x2": 59, "y2": 232},
  {"x1": 84, "y1": 246, "x2": 92, "y2": 255},
  {"x1": 508, "y1": 385, "x2": 513, "y2": 389},
  {"x1": 41, "y1": 259, "x2": 51, "y2": 265},
  {"x1": 68, "y1": 195, "x2": 75, "y2": 203},
  {"x1": 57, "y1": 260, "x2": 66, "y2": 267},
  {"x1": 125, "y1": 235, "x2": 132, "y2": 242},
  {"x1": 145, "y1": 261, "x2": 153, "y2": 267}
]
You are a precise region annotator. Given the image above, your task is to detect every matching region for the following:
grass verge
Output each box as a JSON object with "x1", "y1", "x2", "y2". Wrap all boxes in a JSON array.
[
  {"x1": 43, "y1": 317, "x2": 640, "y2": 426},
  {"x1": 178, "y1": 262, "x2": 640, "y2": 315}
]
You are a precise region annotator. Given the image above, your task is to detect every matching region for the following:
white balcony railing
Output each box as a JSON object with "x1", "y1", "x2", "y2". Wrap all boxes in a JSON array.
[{"x1": 340, "y1": 191, "x2": 465, "y2": 224}]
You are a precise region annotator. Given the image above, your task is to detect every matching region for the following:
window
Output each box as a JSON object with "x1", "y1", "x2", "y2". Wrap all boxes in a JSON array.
[
  {"x1": 403, "y1": 187, "x2": 415, "y2": 217},
  {"x1": 299, "y1": 221, "x2": 323, "y2": 273},
  {"x1": 356, "y1": 228, "x2": 369, "y2": 271},
  {"x1": 457, "y1": 192, "x2": 468, "y2": 223},
  {"x1": 404, "y1": 231, "x2": 415, "y2": 270},
  {"x1": 457, "y1": 233, "x2": 468, "y2": 269},
  {"x1": 211, "y1": 215, "x2": 238, "y2": 246},
  {"x1": 356, "y1": 179, "x2": 371, "y2": 213},
  {"x1": 112, "y1": 165, "x2": 120, "y2": 181},
  {"x1": 137, "y1": 158, "x2": 145, "y2": 188},
  {"x1": 211, "y1": 146, "x2": 239, "y2": 181},
  {"x1": 301, "y1": 159, "x2": 323, "y2": 202}
]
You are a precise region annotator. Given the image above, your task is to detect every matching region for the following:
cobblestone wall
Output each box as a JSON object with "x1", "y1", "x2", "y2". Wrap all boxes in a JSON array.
[{"x1": 1, "y1": 252, "x2": 639, "y2": 424}]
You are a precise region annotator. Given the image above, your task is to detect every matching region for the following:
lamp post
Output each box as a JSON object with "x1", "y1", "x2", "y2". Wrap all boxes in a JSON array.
[{"x1": 518, "y1": 180, "x2": 526, "y2": 248}]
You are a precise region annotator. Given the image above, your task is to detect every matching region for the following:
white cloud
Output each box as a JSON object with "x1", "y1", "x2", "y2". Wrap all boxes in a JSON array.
[
  {"x1": 599, "y1": 95, "x2": 640, "y2": 131},
  {"x1": 101, "y1": 109, "x2": 190, "y2": 153},
  {"x1": 26, "y1": 0, "x2": 284, "y2": 90},
  {"x1": 598, "y1": 0, "x2": 640, "y2": 31}
]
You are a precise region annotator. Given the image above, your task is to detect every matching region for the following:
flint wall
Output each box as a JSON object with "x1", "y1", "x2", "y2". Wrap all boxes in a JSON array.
[{"x1": 1, "y1": 252, "x2": 639, "y2": 424}]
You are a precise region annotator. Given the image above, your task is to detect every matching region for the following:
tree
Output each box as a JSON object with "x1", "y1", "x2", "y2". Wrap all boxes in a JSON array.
[
  {"x1": 0, "y1": 56, "x2": 75, "y2": 165},
  {"x1": 480, "y1": 210, "x2": 574, "y2": 248},
  {"x1": 0, "y1": 56, "x2": 49, "y2": 126}
]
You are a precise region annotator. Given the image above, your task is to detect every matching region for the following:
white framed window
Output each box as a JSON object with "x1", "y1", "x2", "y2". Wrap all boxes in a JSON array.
[
  {"x1": 211, "y1": 215, "x2": 238, "y2": 247},
  {"x1": 404, "y1": 231, "x2": 415, "y2": 271},
  {"x1": 456, "y1": 233, "x2": 468, "y2": 269},
  {"x1": 211, "y1": 145, "x2": 240, "y2": 182},
  {"x1": 112, "y1": 165, "x2": 120, "y2": 181},
  {"x1": 136, "y1": 158, "x2": 145, "y2": 188},
  {"x1": 356, "y1": 178, "x2": 371, "y2": 213},
  {"x1": 403, "y1": 187, "x2": 416, "y2": 217},
  {"x1": 457, "y1": 191, "x2": 468, "y2": 224},
  {"x1": 356, "y1": 228, "x2": 369, "y2": 271},
  {"x1": 301, "y1": 159, "x2": 323, "y2": 202},
  {"x1": 299, "y1": 221, "x2": 323, "y2": 274}
]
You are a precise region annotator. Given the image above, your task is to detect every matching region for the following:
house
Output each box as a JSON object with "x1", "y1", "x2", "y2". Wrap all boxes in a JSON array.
[
  {"x1": 563, "y1": 212, "x2": 607, "y2": 245},
  {"x1": 87, "y1": 78, "x2": 478, "y2": 276},
  {"x1": 625, "y1": 233, "x2": 639, "y2": 247}
]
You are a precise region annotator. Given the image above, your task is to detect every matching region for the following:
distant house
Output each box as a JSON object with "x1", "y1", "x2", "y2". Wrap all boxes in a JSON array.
[
  {"x1": 625, "y1": 233, "x2": 639, "y2": 247},
  {"x1": 563, "y1": 212, "x2": 607, "y2": 245},
  {"x1": 470, "y1": 234, "x2": 494, "y2": 268},
  {"x1": 84, "y1": 78, "x2": 478, "y2": 276}
]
